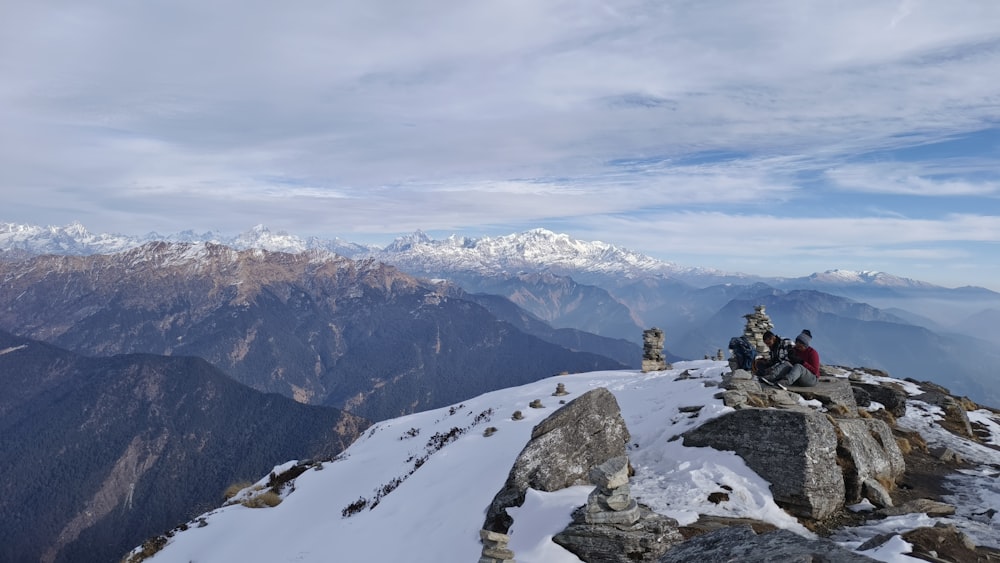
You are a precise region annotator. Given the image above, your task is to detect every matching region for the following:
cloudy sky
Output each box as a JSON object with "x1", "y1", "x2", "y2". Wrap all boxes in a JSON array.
[{"x1": 2, "y1": 1, "x2": 999, "y2": 289}]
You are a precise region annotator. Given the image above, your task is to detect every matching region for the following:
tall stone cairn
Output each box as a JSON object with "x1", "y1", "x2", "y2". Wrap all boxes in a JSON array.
[
  {"x1": 742, "y1": 305, "x2": 774, "y2": 355},
  {"x1": 641, "y1": 328, "x2": 670, "y2": 372}
]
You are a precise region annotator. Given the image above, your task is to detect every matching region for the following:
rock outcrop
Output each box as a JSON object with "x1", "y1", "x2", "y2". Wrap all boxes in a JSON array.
[
  {"x1": 482, "y1": 387, "x2": 631, "y2": 534},
  {"x1": 857, "y1": 522, "x2": 993, "y2": 563},
  {"x1": 835, "y1": 418, "x2": 906, "y2": 507},
  {"x1": 682, "y1": 408, "x2": 846, "y2": 520},
  {"x1": 849, "y1": 380, "x2": 908, "y2": 418},
  {"x1": 656, "y1": 525, "x2": 879, "y2": 562},
  {"x1": 697, "y1": 369, "x2": 908, "y2": 520}
]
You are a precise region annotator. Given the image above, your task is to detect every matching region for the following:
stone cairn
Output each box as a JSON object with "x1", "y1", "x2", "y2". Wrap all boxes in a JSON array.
[
  {"x1": 479, "y1": 529, "x2": 514, "y2": 563},
  {"x1": 582, "y1": 456, "x2": 639, "y2": 524},
  {"x1": 641, "y1": 328, "x2": 670, "y2": 372},
  {"x1": 742, "y1": 305, "x2": 774, "y2": 355}
]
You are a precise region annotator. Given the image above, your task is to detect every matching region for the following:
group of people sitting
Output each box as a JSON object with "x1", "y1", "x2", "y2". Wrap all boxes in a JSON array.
[{"x1": 753, "y1": 329, "x2": 820, "y2": 387}]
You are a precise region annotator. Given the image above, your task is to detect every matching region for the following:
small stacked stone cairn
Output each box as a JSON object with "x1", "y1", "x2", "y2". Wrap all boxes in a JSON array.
[
  {"x1": 742, "y1": 305, "x2": 775, "y2": 355},
  {"x1": 641, "y1": 328, "x2": 670, "y2": 372},
  {"x1": 553, "y1": 383, "x2": 569, "y2": 396},
  {"x1": 582, "y1": 456, "x2": 638, "y2": 523},
  {"x1": 478, "y1": 529, "x2": 514, "y2": 563},
  {"x1": 553, "y1": 456, "x2": 683, "y2": 561}
]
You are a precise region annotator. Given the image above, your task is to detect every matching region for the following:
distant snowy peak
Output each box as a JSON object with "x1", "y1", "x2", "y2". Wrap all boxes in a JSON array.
[
  {"x1": 384, "y1": 229, "x2": 434, "y2": 252},
  {"x1": 233, "y1": 225, "x2": 309, "y2": 254},
  {"x1": 805, "y1": 269, "x2": 940, "y2": 289},
  {"x1": 0, "y1": 221, "x2": 140, "y2": 255},
  {"x1": 372, "y1": 228, "x2": 695, "y2": 278},
  {"x1": 0, "y1": 221, "x2": 951, "y2": 290},
  {"x1": 0, "y1": 222, "x2": 373, "y2": 259}
]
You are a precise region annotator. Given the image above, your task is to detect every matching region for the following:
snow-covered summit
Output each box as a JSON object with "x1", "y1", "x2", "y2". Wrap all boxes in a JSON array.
[
  {"x1": 232, "y1": 224, "x2": 309, "y2": 254},
  {"x1": 805, "y1": 270, "x2": 940, "y2": 289},
  {"x1": 0, "y1": 221, "x2": 141, "y2": 255},
  {"x1": 131, "y1": 363, "x2": 1000, "y2": 563},
  {"x1": 367, "y1": 228, "x2": 711, "y2": 279},
  {"x1": 0, "y1": 221, "x2": 955, "y2": 290}
]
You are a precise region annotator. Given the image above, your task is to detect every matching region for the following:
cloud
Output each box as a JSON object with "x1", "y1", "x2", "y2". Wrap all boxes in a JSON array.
[
  {"x1": 3, "y1": 1, "x2": 1000, "y2": 288},
  {"x1": 826, "y1": 163, "x2": 1000, "y2": 196},
  {"x1": 562, "y1": 211, "x2": 1000, "y2": 288}
]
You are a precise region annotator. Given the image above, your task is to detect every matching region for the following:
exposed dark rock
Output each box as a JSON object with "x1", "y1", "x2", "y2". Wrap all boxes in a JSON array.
[
  {"x1": 657, "y1": 525, "x2": 878, "y2": 562},
  {"x1": 678, "y1": 515, "x2": 778, "y2": 539},
  {"x1": 878, "y1": 498, "x2": 956, "y2": 517},
  {"x1": 707, "y1": 492, "x2": 730, "y2": 504},
  {"x1": 851, "y1": 381, "x2": 908, "y2": 418},
  {"x1": 914, "y1": 389, "x2": 976, "y2": 438},
  {"x1": 682, "y1": 409, "x2": 845, "y2": 520},
  {"x1": 483, "y1": 388, "x2": 630, "y2": 533},
  {"x1": 852, "y1": 385, "x2": 872, "y2": 408},
  {"x1": 858, "y1": 522, "x2": 998, "y2": 562}
]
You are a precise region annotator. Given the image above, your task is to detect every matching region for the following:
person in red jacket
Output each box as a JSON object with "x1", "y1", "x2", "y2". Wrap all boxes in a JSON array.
[{"x1": 764, "y1": 330, "x2": 819, "y2": 387}]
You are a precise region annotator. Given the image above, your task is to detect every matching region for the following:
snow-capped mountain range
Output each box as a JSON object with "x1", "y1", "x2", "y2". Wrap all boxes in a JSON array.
[
  {"x1": 0, "y1": 221, "x2": 942, "y2": 290},
  {"x1": 802, "y1": 270, "x2": 940, "y2": 290}
]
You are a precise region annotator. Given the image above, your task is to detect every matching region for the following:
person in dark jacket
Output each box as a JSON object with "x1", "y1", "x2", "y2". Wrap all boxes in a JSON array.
[
  {"x1": 754, "y1": 330, "x2": 793, "y2": 377},
  {"x1": 764, "y1": 329, "x2": 820, "y2": 387}
]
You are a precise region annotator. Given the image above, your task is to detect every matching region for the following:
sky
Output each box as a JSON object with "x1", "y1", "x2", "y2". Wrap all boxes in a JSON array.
[
  {"x1": 133, "y1": 361, "x2": 1000, "y2": 563},
  {"x1": 2, "y1": 1, "x2": 1000, "y2": 289}
]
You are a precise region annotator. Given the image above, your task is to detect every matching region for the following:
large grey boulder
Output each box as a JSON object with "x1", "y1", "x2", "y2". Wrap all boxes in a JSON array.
[
  {"x1": 682, "y1": 409, "x2": 845, "y2": 520},
  {"x1": 791, "y1": 377, "x2": 859, "y2": 414},
  {"x1": 657, "y1": 525, "x2": 878, "y2": 562},
  {"x1": 483, "y1": 387, "x2": 630, "y2": 533},
  {"x1": 835, "y1": 418, "x2": 905, "y2": 506}
]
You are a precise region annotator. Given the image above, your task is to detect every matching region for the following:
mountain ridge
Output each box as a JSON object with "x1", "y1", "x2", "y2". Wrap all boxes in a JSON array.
[
  {"x1": 0, "y1": 330, "x2": 368, "y2": 563},
  {"x1": 4, "y1": 221, "x2": 977, "y2": 292},
  {"x1": 5, "y1": 221, "x2": 999, "y2": 405},
  {"x1": 0, "y1": 240, "x2": 628, "y2": 421}
]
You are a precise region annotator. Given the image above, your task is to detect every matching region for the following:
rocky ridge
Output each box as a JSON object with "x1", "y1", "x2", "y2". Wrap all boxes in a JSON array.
[
  {"x1": 492, "y1": 365, "x2": 1000, "y2": 562},
  {"x1": 131, "y1": 359, "x2": 1000, "y2": 563},
  {"x1": 0, "y1": 330, "x2": 369, "y2": 563},
  {"x1": 0, "y1": 241, "x2": 627, "y2": 421},
  {"x1": 4, "y1": 221, "x2": 955, "y2": 292}
]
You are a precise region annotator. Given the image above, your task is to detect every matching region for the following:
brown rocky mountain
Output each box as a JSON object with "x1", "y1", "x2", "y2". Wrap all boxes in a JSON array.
[
  {"x1": 0, "y1": 329, "x2": 368, "y2": 563},
  {"x1": 0, "y1": 242, "x2": 625, "y2": 422}
]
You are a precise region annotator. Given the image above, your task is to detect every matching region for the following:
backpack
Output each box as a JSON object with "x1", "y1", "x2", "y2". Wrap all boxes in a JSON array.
[{"x1": 728, "y1": 336, "x2": 757, "y2": 371}]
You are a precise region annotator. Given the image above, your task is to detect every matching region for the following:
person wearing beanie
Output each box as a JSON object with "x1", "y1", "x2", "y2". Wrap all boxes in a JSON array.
[
  {"x1": 795, "y1": 330, "x2": 812, "y2": 347},
  {"x1": 765, "y1": 329, "x2": 820, "y2": 386}
]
